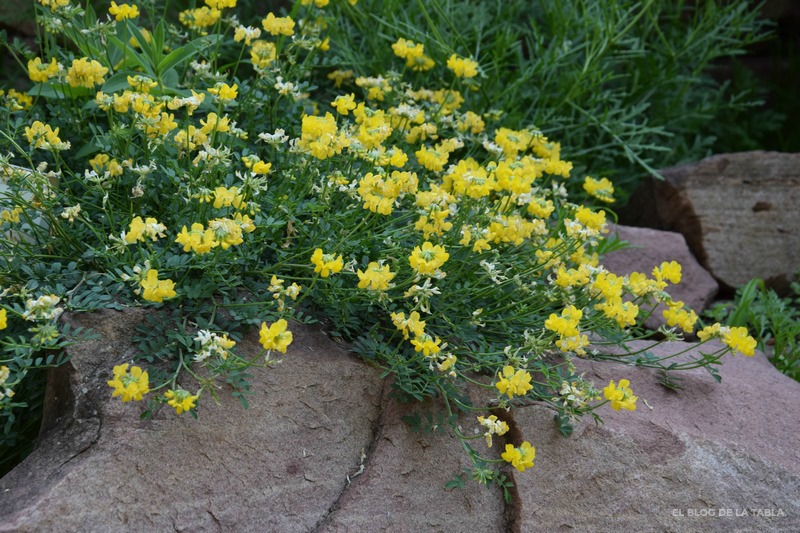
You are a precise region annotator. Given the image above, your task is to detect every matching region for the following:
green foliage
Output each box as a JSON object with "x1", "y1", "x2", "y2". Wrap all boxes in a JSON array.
[{"x1": 323, "y1": 0, "x2": 770, "y2": 199}]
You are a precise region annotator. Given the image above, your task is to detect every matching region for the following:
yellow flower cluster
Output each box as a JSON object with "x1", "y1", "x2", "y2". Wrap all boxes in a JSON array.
[
  {"x1": 109, "y1": 2, "x2": 139, "y2": 21},
  {"x1": 298, "y1": 113, "x2": 350, "y2": 160},
  {"x1": 107, "y1": 364, "x2": 150, "y2": 402},
  {"x1": 390, "y1": 311, "x2": 426, "y2": 340},
  {"x1": 357, "y1": 171, "x2": 417, "y2": 215},
  {"x1": 357, "y1": 262, "x2": 395, "y2": 291},
  {"x1": 446, "y1": 54, "x2": 479, "y2": 78},
  {"x1": 311, "y1": 248, "x2": 344, "y2": 277},
  {"x1": 165, "y1": 388, "x2": 199, "y2": 414},
  {"x1": 262, "y1": 13, "x2": 295, "y2": 36},
  {"x1": 66, "y1": 58, "x2": 108, "y2": 89},
  {"x1": 698, "y1": 324, "x2": 757, "y2": 356},
  {"x1": 409, "y1": 241, "x2": 449, "y2": 276},
  {"x1": 495, "y1": 366, "x2": 533, "y2": 399},
  {"x1": 502, "y1": 441, "x2": 536, "y2": 472},
  {"x1": 140, "y1": 269, "x2": 176, "y2": 302},
  {"x1": 25, "y1": 121, "x2": 70, "y2": 151},
  {"x1": 391, "y1": 38, "x2": 435, "y2": 71},
  {"x1": 410, "y1": 332, "x2": 442, "y2": 356},
  {"x1": 37, "y1": 0, "x2": 70, "y2": 12},
  {"x1": 662, "y1": 301, "x2": 698, "y2": 333},
  {"x1": 28, "y1": 57, "x2": 60, "y2": 83},
  {"x1": 205, "y1": 0, "x2": 236, "y2": 9},
  {"x1": 124, "y1": 216, "x2": 167, "y2": 243},
  {"x1": 179, "y1": 6, "x2": 221, "y2": 31},
  {"x1": 545, "y1": 305, "x2": 589, "y2": 355},
  {"x1": 583, "y1": 176, "x2": 615, "y2": 203},
  {"x1": 268, "y1": 276, "x2": 301, "y2": 312},
  {"x1": 603, "y1": 379, "x2": 637, "y2": 411}
]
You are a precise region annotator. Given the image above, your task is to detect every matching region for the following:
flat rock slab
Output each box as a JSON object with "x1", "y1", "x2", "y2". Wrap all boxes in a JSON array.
[
  {"x1": 513, "y1": 341, "x2": 800, "y2": 531},
  {"x1": 620, "y1": 151, "x2": 800, "y2": 291},
  {"x1": 604, "y1": 224, "x2": 719, "y2": 330},
  {"x1": 0, "y1": 309, "x2": 505, "y2": 532},
  {"x1": 319, "y1": 393, "x2": 507, "y2": 532}
]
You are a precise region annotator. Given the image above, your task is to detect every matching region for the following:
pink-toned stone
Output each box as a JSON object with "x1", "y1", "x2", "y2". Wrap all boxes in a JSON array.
[
  {"x1": 512, "y1": 342, "x2": 800, "y2": 531},
  {"x1": 319, "y1": 392, "x2": 507, "y2": 532},
  {"x1": 0, "y1": 309, "x2": 386, "y2": 532},
  {"x1": 603, "y1": 224, "x2": 719, "y2": 330},
  {"x1": 0, "y1": 310, "x2": 505, "y2": 532}
]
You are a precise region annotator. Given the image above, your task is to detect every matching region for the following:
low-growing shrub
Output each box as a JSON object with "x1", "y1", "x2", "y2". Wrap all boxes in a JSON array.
[{"x1": 0, "y1": 0, "x2": 756, "y2": 492}]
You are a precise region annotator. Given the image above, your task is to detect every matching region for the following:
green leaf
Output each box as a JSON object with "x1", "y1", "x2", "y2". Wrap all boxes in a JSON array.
[{"x1": 156, "y1": 35, "x2": 220, "y2": 77}]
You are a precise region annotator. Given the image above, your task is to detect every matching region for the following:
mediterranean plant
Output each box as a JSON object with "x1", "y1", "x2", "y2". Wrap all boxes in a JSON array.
[{"x1": 0, "y1": 0, "x2": 757, "y2": 492}]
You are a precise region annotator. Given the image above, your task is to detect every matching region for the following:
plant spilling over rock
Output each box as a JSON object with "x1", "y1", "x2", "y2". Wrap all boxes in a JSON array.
[{"x1": 0, "y1": 0, "x2": 756, "y2": 492}]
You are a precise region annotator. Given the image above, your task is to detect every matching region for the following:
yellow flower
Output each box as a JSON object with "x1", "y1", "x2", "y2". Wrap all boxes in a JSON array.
[
  {"x1": 0, "y1": 308, "x2": 7, "y2": 330},
  {"x1": 66, "y1": 57, "x2": 108, "y2": 89},
  {"x1": 722, "y1": 326, "x2": 757, "y2": 356},
  {"x1": 298, "y1": 112, "x2": 349, "y2": 160},
  {"x1": 495, "y1": 365, "x2": 533, "y2": 399},
  {"x1": 603, "y1": 379, "x2": 637, "y2": 411},
  {"x1": 391, "y1": 38, "x2": 435, "y2": 71},
  {"x1": 583, "y1": 176, "x2": 615, "y2": 203},
  {"x1": 179, "y1": 6, "x2": 221, "y2": 30},
  {"x1": 662, "y1": 301, "x2": 698, "y2": 333},
  {"x1": 109, "y1": 2, "x2": 139, "y2": 21},
  {"x1": 208, "y1": 83, "x2": 238, "y2": 101},
  {"x1": 446, "y1": 54, "x2": 479, "y2": 78},
  {"x1": 124, "y1": 216, "x2": 166, "y2": 243},
  {"x1": 357, "y1": 262, "x2": 395, "y2": 291},
  {"x1": 212, "y1": 186, "x2": 246, "y2": 209},
  {"x1": 175, "y1": 223, "x2": 218, "y2": 254},
  {"x1": 331, "y1": 93, "x2": 357, "y2": 115},
  {"x1": 1, "y1": 207, "x2": 22, "y2": 224},
  {"x1": 697, "y1": 322, "x2": 721, "y2": 342},
  {"x1": 409, "y1": 241, "x2": 449, "y2": 276},
  {"x1": 390, "y1": 311, "x2": 426, "y2": 340},
  {"x1": 140, "y1": 269, "x2": 176, "y2": 302},
  {"x1": 501, "y1": 441, "x2": 535, "y2": 472},
  {"x1": 653, "y1": 261, "x2": 682, "y2": 287},
  {"x1": 27, "y1": 57, "x2": 60, "y2": 83},
  {"x1": 25, "y1": 121, "x2": 70, "y2": 151},
  {"x1": 233, "y1": 25, "x2": 261, "y2": 45},
  {"x1": 165, "y1": 389, "x2": 199, "y2": 414},
  {"x1": 107, "y1": 363, "x2": 150, "y2": 402},
  {"x1": 311, "y1": 248, "x2": 344, "y2": 277},
  {"x1": 250, "y1": 40, "x2": 277, "y2": 69},
  {"x1": 262, "y1": 12, "x2": 295, "y2": 36},
  {"x1": 410, "y1": 333, "x2": 442, "y2": 357},
  {"x1": 259, "y1": 319, "x2": 293, "y2": 353}
]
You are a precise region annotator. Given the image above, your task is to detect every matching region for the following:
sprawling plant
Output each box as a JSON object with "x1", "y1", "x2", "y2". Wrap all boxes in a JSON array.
[{"x1": 0, "y1": 0, "x2": 756, "y2": 492}]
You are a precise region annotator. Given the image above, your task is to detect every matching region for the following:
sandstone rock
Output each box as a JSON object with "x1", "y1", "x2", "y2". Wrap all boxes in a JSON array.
[
  {"x1": 3, "y1": 309, "x2": 799, "y2": 531},
  {"x1": 0, "y1": 309, "x2": 386, "y2": 532},
  {"x1": 603, "y1": 224, "x2": 719, "y2": 330},
  {"x1": 512, "y1": 341, "x2": 800, "y2": 531},
  {"x1": 0, "y1": 309, "x2": 505, "y2": 532},
  {"x1": 620, "y1": 151, "x2": 800, "y2": 291},
  {"x1": 318, "y1": 392, "x2": 507, "y2": 532}
]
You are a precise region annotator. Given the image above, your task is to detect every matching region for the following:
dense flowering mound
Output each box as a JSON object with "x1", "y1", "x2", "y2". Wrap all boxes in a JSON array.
[{"x1": 0, "y1": 0, "x2": 755, "y2": 492}]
